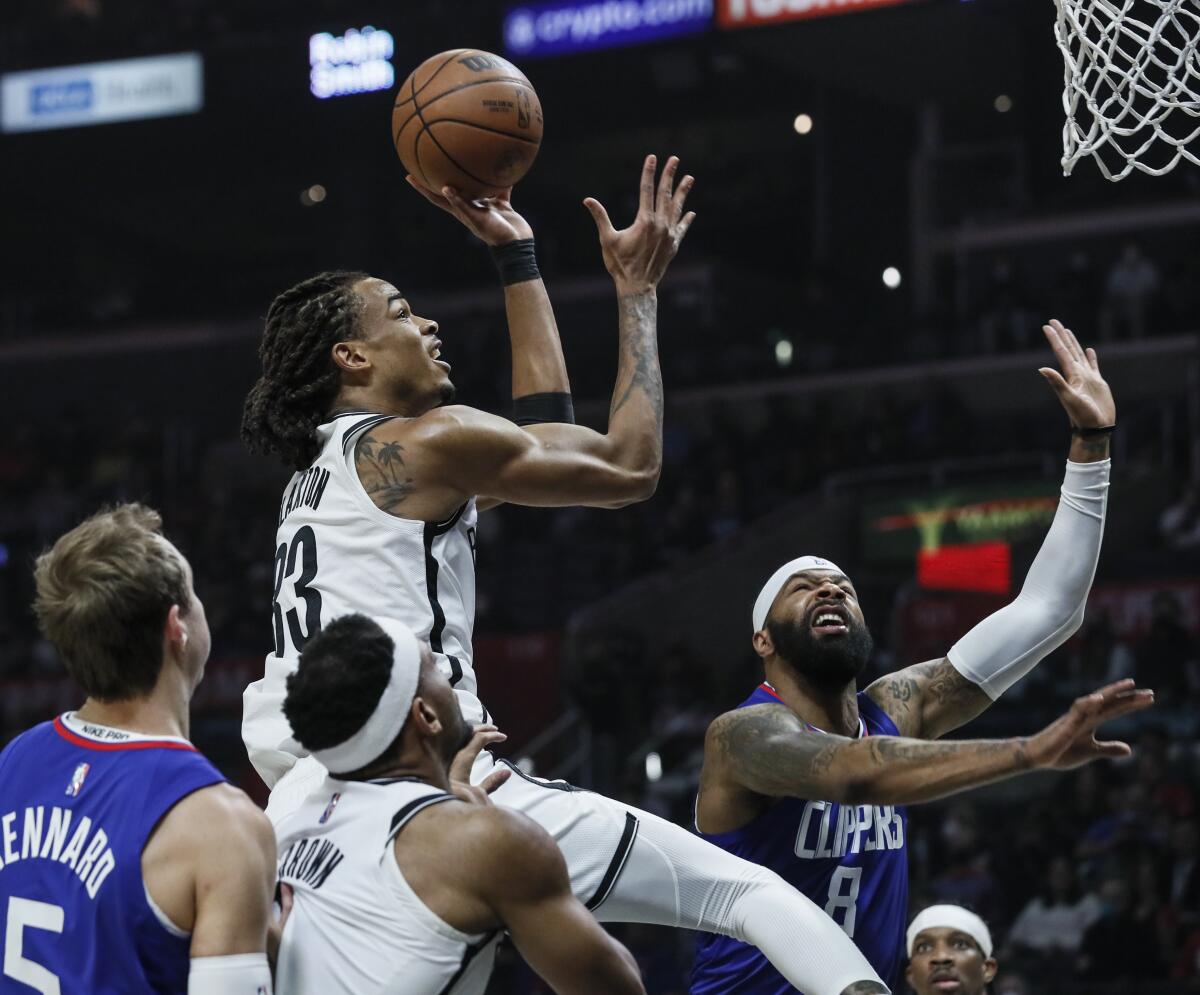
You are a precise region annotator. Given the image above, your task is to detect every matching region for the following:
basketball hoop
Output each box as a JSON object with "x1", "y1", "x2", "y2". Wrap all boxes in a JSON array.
[{"x1": 1054, "y1": 0, "x2": 1200, "y2": 180}]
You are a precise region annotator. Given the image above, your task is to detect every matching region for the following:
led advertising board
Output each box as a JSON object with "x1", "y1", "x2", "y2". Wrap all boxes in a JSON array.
[
  {"x1": 717, "y1": 0, "x2": 919, "y2": 29},
  {"x1": 504, "y1": 0, "x2": 712, "y2": 58},
  {"x1": 1, "y1": 52, "x2": 202, "y2": 134},
  {"x1": 310, "y1": 26, "x2": 395, "y2": 99}
]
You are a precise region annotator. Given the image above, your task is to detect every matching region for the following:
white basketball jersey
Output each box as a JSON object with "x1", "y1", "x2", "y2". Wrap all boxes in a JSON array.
[
  {"x1": 275, "y1": 776, "x2": 501, "y2": 995},
  {"x1": 243, "y1": 412, "x2": 481, "y2": 787}
]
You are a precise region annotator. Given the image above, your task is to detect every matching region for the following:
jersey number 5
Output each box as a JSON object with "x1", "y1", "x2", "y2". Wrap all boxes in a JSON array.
[
  {"x1": 4, "y1": 896, "x2": 63, "y2": 994},
  {"x1": 272, "y1": 526, "x2": 322, "y2": 657}
]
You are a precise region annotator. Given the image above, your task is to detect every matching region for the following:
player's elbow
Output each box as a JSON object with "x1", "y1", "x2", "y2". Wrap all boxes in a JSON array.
[
  {"x1": 601, "y1": 465, "x2": 660, "y2": 507},
  {"x1": 585, "y1": 940, "x2": 646, "y2": 995}
]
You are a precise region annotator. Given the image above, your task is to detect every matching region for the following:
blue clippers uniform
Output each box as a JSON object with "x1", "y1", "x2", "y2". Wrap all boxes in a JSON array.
[
  {"x1": 0, "y1": 713, "x2": 224, "y2": 994},
  {"x1": 690, "y1": 684, "x2": 908, "y2": 995}
]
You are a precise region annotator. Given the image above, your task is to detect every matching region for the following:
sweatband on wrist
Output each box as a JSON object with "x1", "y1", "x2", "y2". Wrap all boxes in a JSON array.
[
  {"x1": 489, "y1": 238, "x2": 539, "y2": 286},
  {"x1": 189, "y1": 953, "x2": 272, "y2": 994},
  {"x1": 303, "y1": 618, "x2": 421, "y2": 775},
  {"x1": 513, "y1": 392, "x2": 575, "y2": 425},
  {"x1": 948, "y1": 458, "x2": 1110, "y2": 699}
]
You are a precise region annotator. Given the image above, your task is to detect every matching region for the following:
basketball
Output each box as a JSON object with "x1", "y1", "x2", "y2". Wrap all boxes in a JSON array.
[{"x1": 392, "y1": 49, "x2": 543, "y2": 198}]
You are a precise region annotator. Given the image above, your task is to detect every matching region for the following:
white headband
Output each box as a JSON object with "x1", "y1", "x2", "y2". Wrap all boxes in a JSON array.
[
  {"x1": 906, "y1": 905, "x2": 993, "y2": 958},
  {"x1": 752, "y1": 556, "x2": 846, "y2": 631},
  {"x1": 308, "y1": 617, "x2": 422, "y2": 775}
]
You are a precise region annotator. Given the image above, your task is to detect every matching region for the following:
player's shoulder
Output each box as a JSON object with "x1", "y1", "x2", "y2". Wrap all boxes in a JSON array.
[
  {"x1": 358, "y1": 405, "x2": 510, "y2": 450},
  {"x1": 418, "y1": 799, "x2": 564, "y2": 898},
  {"x1": 156, "y1": 782, "x2": 273, "y2": 860},
  {"x1": 705, "y1": 701, "x2": 802, "y2": 752}
]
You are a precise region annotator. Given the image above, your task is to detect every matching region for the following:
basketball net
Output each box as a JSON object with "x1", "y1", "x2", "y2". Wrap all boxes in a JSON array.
[{"x1": 1054, "y1": 0, "x2": 1200, "y2": 180}]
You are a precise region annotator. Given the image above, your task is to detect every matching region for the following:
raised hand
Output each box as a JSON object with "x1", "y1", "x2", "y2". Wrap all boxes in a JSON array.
[
  {"x1": 448, "y1": 723, "x2": 511, "y2": 804},
  {"x1": 406, "y1": 175, "x2": 533, "y2": 246},
  {"x1": 1026, "y1": 679, "x2": 1154, "y2": 771},
  {"x1": 1038, "y1": 319, "x2": 1116, "y2": 429},
  {"x1": 583, "y1": 154, "x2": 695, "y2": 295}
]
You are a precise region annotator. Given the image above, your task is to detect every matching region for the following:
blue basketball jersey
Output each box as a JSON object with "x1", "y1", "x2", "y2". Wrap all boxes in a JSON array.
[
  {"x1": 690, "y1": 684, "x2": 909, "y2": 995},
  {"x1": 0, "y1": 713, "x2": 225, "y2": 994}
]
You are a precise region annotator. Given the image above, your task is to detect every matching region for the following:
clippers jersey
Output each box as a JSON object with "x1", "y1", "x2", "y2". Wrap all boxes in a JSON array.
[
  {"x1": 690, "y1": 686, "x2": 908, "y2": 995},
  {"x1": 275, "y1": 776, "x2": 501, "y2": 995},
  {"x1": 243, "y1": 412, "x2": 479, "y2": 787},
  {"x1": 0, "y1": 714, "x2": 224, "y2": 994}
]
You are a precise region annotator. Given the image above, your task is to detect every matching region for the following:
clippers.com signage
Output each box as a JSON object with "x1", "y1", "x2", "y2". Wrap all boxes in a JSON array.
[{"x1": 718, "y1": 0, "x2": 916, "y2": 28}]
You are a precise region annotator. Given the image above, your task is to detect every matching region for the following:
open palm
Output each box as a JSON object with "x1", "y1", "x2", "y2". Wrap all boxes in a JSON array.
[{"x1": 1038, "y1": 319, "x2": 1116, "y2": 429}]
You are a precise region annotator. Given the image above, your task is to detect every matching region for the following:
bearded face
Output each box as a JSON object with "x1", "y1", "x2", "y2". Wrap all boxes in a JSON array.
[{"x1": 763, "y1": 572, "x2": 874, "y2": 689}]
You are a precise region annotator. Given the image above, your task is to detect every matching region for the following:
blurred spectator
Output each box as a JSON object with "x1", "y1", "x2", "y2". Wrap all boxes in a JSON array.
[
  {"x1": 1101, "y1": 243, "x2": 1161, "y2": 340},
  {"x1": 1135, "y1": 591, "x2": 1198, "y2": 705},
  {"x1": 1078, "y1": 872, "x2": 1162, "y2": 980},
  {"x1": 1160, "y1": 482, "x2": 1200, "y2": 553},
  {"x1": 1004, "y1": 856, "x2": 1103, "y2": 966},
  {"x1": 1170, "y1": 818, "x2": 1200, "y2": 931}
]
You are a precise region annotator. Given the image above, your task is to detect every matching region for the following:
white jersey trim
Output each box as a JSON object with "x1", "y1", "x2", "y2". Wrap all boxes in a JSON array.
[
  {"x1": 60, "y1": 712, "x2": 193, "y2": 746},
  {"x1": 144, "y1": 883, "x2": 190, "y2": 938}
]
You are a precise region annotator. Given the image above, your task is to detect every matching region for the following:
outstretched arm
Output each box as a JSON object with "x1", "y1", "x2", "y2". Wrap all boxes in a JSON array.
[
  {"x1": 868, "y1": 319, "x2": 1114, "y2": 739},
  {"x1": 701, "y1": 680, "x2": 1150, "y2": 817},
  {"x1": 404, "y1": 179, "x2": 571, "y2": 405},
  {"x1": 404, "y1": 156, "x2": 693, "y2": 510}
]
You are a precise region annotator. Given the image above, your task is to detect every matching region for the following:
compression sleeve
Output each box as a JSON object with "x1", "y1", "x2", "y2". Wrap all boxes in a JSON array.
[
  {"x1": 948, "y1": 458, "x2": 1110, "y2": 699},
  {"x1": 189, "y1": 953, "x2": 273, "y2": 995}
]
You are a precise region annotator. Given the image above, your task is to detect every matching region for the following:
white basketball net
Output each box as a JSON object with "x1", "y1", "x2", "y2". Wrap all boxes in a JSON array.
[{"x1": 1054, "y1": 0, "x2": 1200, "y2": 180}]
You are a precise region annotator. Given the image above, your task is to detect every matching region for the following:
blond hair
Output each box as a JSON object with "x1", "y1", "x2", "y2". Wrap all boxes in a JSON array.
[{"x1": 34, "y1": 503, "x2": 190, "y2": 701}]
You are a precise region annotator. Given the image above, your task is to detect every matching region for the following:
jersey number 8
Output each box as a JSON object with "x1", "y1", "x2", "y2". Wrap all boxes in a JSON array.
[{"x1": 272, "y1": 526, "x2": 323, "y2": 657}]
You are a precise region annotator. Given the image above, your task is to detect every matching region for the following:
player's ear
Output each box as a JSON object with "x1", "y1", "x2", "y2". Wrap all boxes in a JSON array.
[
  {"x1": 904, "y1": 962, "x2": 916, "y2": 991},
  {"x1": 751, "y1": 628, "x2": 773, "y2": 660},
  {"x1": 983, "y1": 957, "x2": 998, "y2": 983},
  {"x1": 163, "y1": 604, "x2": 187, "y2": 658},
  {"x1": 331, "y1": 339, "x2": 370, "y2": 373},
  {"x1": 412, "y1": 695, "x2": 441, "y2": 736}
]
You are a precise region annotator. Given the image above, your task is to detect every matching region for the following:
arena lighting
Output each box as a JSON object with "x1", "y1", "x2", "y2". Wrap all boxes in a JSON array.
[
  {"x1": 775, "y1": 339, "x2": 794, "y2": 367},
  {"x1": 645, "y1": 752, "x2": 663, "y2": 782},
  {"x1": 882, "y1": 266, "x2": 902, "y2": 288},
  {"x1": 793, "y1": 113, "x2": 813, "y2": 134},
  {"x1": 994, "y1": 94, "x2": 1013, "y2": 113},
  {"x1": 300, "y1": 184, "x2": 327, "y2": 206},
  {"x1": 309, "y1": 26, "x2": 394, "y2": 99}
]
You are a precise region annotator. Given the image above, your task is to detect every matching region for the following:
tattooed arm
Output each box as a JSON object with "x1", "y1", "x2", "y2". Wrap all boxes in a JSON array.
[
  {"x1": 866, "y1": 658, "x2": 991, "y2": 740},
  {"x1": 698, "y1": 682, "x2": 1150, "y2": 828}
]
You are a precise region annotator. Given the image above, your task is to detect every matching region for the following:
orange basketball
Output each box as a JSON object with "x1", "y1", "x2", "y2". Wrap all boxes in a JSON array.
[{"x1": 392, "y1": 49, "x2": 543, "y2": 199}]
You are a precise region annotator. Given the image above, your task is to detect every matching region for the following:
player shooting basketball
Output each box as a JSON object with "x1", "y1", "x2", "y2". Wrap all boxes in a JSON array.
[
  {"x1": 692, "y1": 322, "x2": 1153, "y2": 994},
  {"x1": 240, "y1": 157, "x2": 892, "y2": 995}
]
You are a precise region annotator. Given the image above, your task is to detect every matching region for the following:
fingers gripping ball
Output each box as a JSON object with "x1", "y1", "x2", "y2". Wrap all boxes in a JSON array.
[{"x1": 393, "y1": 50, "x2": 543, "y2": 199}]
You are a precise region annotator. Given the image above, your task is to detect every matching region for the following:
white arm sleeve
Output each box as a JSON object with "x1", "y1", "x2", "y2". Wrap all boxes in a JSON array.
[
  {"x1": 948, "y1": 458, "x2": 1110, "y2": 699},
  {"x1": 189, "y1": 953, "x2": 273, "y2": 995}
]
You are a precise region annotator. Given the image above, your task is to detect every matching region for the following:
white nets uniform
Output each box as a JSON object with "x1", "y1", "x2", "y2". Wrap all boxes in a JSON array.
[
  {"x1": 274, "y1": 776, "x2": 501, "y2": 995},
  {"x1": 247, "y1": 411, "x2": 887, "y2": 995},
  {"x1": 243, "y1": 412, "x2": 482, "y2": 790}
]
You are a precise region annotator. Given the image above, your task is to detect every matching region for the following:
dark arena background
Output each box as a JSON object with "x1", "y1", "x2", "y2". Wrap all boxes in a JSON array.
[{"x1": 2, "y1": 1, "x2": 1198, "y2": 993}]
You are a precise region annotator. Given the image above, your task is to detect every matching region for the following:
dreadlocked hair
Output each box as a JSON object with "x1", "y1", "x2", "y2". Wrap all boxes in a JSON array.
[{"x1": 241, "y1": 270, "x2": 369, "y2": 470}]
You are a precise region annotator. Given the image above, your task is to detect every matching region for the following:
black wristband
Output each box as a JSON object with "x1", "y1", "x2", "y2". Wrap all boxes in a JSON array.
[
  {"x1": 514, "y1": 392, "x2": 575, "y2": 425},
  {"x1": 490, "y1": 238, "x2": 539, "y2": 286},
  {"x1": 1073, "y1": 425, "x2": 1116, "y2": 438}
]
